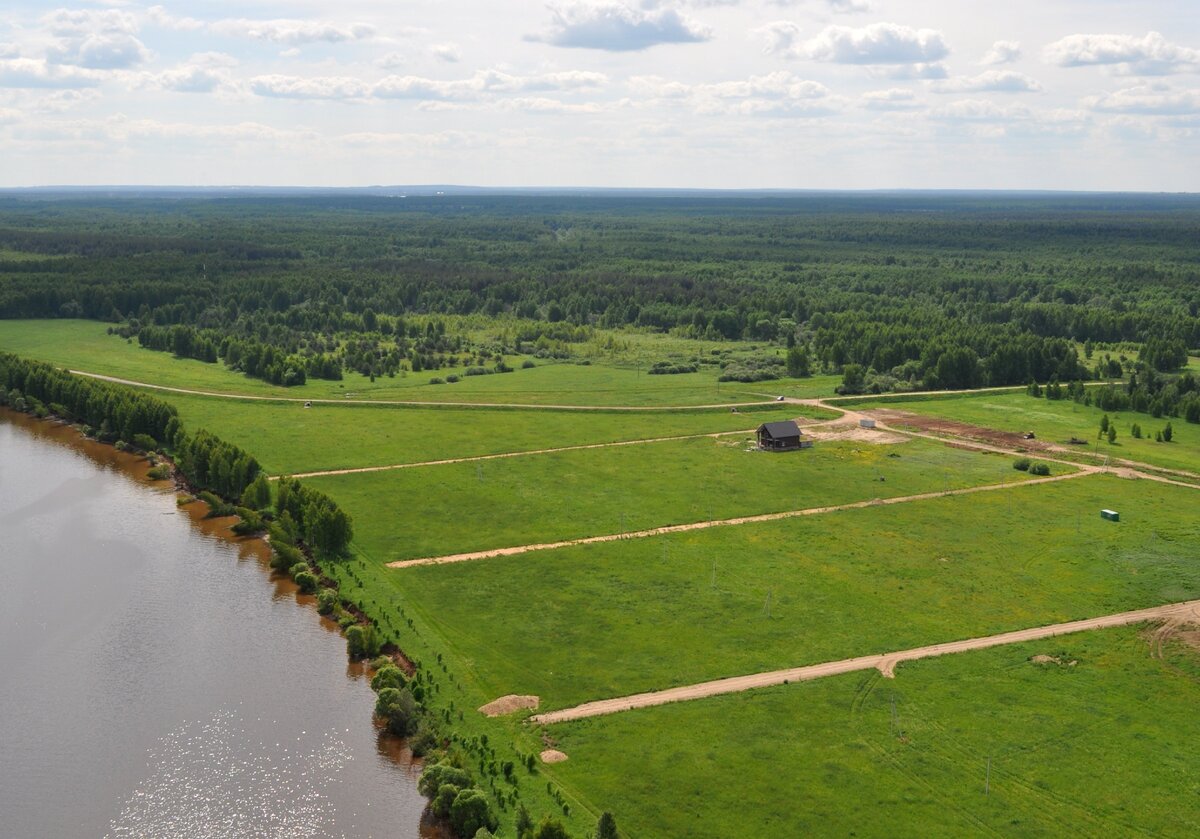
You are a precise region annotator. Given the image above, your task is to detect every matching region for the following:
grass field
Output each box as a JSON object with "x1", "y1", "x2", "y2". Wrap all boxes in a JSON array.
[
  {"x1": 167, "y1": 393, "x2": 831, "y2": 474},
  {"x1": 387, "y1": 474, "x2": 1200, "y2": 708},
  {"x1": 0, "y1": 319, "x2": 836, "y2": 406},
  {"x1": 547, "y1": 625, "x2": 1200, "y2": 838},
  {"x1": 858, "y1": 391, "x2": 1200, "y2": 476},
  {"x1": 311, "y1": 437, "x2": 1039, "y2": 563}
]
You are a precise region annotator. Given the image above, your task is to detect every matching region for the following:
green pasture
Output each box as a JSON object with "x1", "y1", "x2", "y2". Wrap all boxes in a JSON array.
[
  {"x1": 388, "y1": 474, "x2": 1200, "y2": 708},
  {"x1": 314, "y1": 438, "x2": 1039, "y2": 563},
  {"x1": 0, "y1": 319, "x2": 825, "y2": 406},
  {"x1": 549, "y1": 626, "x2": 1200, "y2": 838},
  {"x1": 859, "y1": 391, "x2": 1200, "y2": 476},
  {"x1": 166, "y1": 393, "x2": 828, "y2": 475}
]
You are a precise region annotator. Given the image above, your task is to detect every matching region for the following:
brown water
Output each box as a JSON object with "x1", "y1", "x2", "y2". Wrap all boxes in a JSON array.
[{"x1": 0, "y1": 410, "x2": 430, "y2": 838}]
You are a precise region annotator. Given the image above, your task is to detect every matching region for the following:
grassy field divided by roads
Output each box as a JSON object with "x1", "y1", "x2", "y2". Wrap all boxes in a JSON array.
[
  {"x1": 387, "y1": 474, "x2": 1200, "y2": 709},
  {"x1": 310, "y1": 437, "x2": 1040, "y2": 564}
]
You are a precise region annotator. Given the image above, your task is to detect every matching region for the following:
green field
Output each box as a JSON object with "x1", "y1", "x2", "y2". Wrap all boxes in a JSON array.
[
  {"x1": 167, "y1": 393, "x2": 830, "y2": 474},
  {"x1": 387, "y1": 474, "x2": 1200, "y2": 708},
  {"x1": 860, "y1": 391, "x2": 1200, "y2": 476},
  {"x1": 0, "y1": 319, "x2": 835, "y2": 407},
  {"x1": 312, "y1": 437, "x2": 1039, "y2": 563},
  {"x1": 548, "y1": 625, "x2": 1200, "y2": 838}
]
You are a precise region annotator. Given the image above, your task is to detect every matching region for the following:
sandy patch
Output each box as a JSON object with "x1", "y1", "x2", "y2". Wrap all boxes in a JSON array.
[
  {"x1": 802, "y1": 423, "x2": 909, "y2": 445},
  {"x1": 540, "y1": 749, "x2": 568, "y2": 764},
  {"x1": 478, "y1": 695, "x2": 539, "y2": 717}
]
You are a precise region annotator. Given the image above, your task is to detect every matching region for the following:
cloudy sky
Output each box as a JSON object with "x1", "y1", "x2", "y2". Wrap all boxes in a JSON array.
[{"x1": 1, "y1": 0, "x2": 1198, "y2": 189}]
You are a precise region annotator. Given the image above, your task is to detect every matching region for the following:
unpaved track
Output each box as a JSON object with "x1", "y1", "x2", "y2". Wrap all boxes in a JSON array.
[
  {"x1": 278, "y1": 429, "x2": 762, "y2": 480},
  {"x1": 530, "y1": 599, "x2": 1200, "y2": 724},
  {"x1": 69, "y1": 370, "x2": 776, "y2": 412},
  {"x1": 388, "y1": 468, "x2": 1095, "y2": 568}
]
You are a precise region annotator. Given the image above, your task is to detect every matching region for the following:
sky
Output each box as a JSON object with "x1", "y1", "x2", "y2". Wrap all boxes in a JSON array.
[{"x1": 0, "y1": 1, "x2": 1198, "y2": 190}]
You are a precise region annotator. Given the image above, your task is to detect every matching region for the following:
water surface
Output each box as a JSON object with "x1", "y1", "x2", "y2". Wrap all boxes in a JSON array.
[{"x1": 0, "y1": 410, "x2": 428, "y2": 838}]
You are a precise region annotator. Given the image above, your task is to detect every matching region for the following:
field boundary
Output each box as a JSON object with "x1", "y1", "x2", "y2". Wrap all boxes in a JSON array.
[
  {"x1": 388, "y1": 467, "x2": 1094, "y2": 568},
  {"x1": 530, "y1": 599, "x2": 1200, "y2": 724}
]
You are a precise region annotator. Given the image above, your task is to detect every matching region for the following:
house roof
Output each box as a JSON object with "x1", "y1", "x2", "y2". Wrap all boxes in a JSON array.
[{"x1": 758, "y1": 420, "x2": 801, "y2": 438}]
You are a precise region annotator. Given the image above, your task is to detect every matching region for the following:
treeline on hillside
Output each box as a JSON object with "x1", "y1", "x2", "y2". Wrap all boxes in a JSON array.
[
  {"x1": 0, "y1": 353, "x2": 353, "y2": 555},
  {"x1": 3, "y1": 194, "x2": 1200, "y2": 393}
]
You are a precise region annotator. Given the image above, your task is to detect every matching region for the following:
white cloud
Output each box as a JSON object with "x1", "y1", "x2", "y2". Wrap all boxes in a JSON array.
[
  {"x1": 768, "y1": 22, "x2": 949, "y2": 65},
  {"x1": 500, "y1": 97, "x2": 605, "y2": 114},
  {"x1": 0, "y1": 58, "x2": 102, "y2": 88},
  {"x1": 0, "y1": 43, "x2": 20, "y2": 60},
  {"x1": 1084, "y1": 84, "x2": 1200, "y2": 115},
  {"x1": 1044, "y1": 32, "x2": 1200, "y2": 76},
  {"x1": 147, "y1": 6, "x2": 204, "y2": 32},
  {"x1": 826, "y1": 0, "x2": 872, "y2": 12},
  {"x1": 528, "y1": 2, "x2": 712, "y2": 51},
  {"x1": 250, "y1": 74, "x2": 371, "y2": 100},
  {"x1": 212, "y1": 18, "x2": 377, "y2": 46},
  {"x1": 882, "y1": 62, "x2": 948, "y2": 80},
  {"x1": 930, "y1": 98, "x2": 1030, "y2": 122},
  {"x1": 377, "y1": 51, "x2": 407, "y2": 69},
  {"x1": 0, "y1": 107, "x2": 21, "y2": 124},
  {"x1": 860, "y1": 87, "x2": 920, "y2": 110},
  {"x1": 933, "y1": 70, "x2": 1041, "y2": 93},
  {"x1": 628, "y1": 70, "x2": 839, "y2": 118},
  {"x1": 981, "y1": 40, "x2": 1021, "y2": 66},
  {"x1": 40, "y1": 8, "x2": 151, "y2": 70},
  {"x1": 431, "y1": 43, "x2": 461, "y2": 63},
  {"x1": 154, "y1": 65, "x2": 229, "y2": 94}
]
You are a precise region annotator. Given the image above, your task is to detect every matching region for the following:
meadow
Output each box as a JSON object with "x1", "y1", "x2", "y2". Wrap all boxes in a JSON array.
[
  {"x1": 310, "y1": 437, "x2": 1038, "y2": 563},
  {"x1": 388, "y1": 474, "x2": 1200, "y2": 708},
  {"x1": 858, "y1": 391, "x2": 1200, "y2": 476},
  {"x1": 547, "y1": 625, "x2": 1200, "y2": 838},
  {"x1": 0, "y1": 319, "x2": 834, "y2": 406},
  {"x1": 166, "y1": 393, "x2": 826, "y2": 475}
]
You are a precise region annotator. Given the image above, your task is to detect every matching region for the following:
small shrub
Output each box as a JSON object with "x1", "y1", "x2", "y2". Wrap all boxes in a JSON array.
[
  {"x1": 270, "y1": 541, "x2": 303, "y2": 572},
  {"x1": 464, "y1": 366, "x2": 492, "y2": 377},
  {"x1": 147, "y1": 464, "x2": 172, "y2": 480},
  {"x1": 429, "y1": 377, "x2": 445, "y2": 385},
  {"x1": 1013, "y1": 458, "x2": 1031, "y2": 471},
  {"x1": 231, "y1": 507, "x2": 265, "y2": 535},
  {"x1": 521, "y1": 359, "x2": 536, "y2": 369},
  {"x1": 293, "y1": 570, "x2": 318, "y2": 594},
  {"x1": 316, "y1": 587, "x2": 338, "y2": 615},
  {"x1": 131, "y1": 433, "x2": 158, "y2": 452},
  {"x1": 198, "y1": 490, "x2": 235, "y2": 518},
  {"x1": 445, "y1": 374, "x2": 460, "y2": 383},
  {"x1": 1029, "y1": 462, "x2": 1051, "y2": 476},
  {"x1": 648, "y1": 361, "x2": 699, "y2": 375}
]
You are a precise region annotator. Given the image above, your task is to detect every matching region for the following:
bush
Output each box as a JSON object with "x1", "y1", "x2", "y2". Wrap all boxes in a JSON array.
[
  {"x1": 1029, "y1": 462, "x2": 1051, "y2": 476},
  {"x1": 316, "y1": 587, "x2": 338, "y2": 615},
  {"x1": 522, "y1": 359, "x2": 536, "y2": 369},
  {"x1": 147, "y1": 464, "x2": 172, "y2": 480},
  {"x1": 346, "y1": 623, "x2": 381, "y2": 659},
  {"x1": 408, "y1": 718, "x2": 439, "y2": 757},
  {"x1": 198, "y1": 490, "x2": 235, "y2": 518},
  {"x1": 131, "y1": 433, "x2": 158, "y2": 452},
  {"x1": 1013, "y1": 458, "x2": 1031, "y2": 471},
  {"x1": 293, "y1": 570, "x2": 318, "y2": 594},
  {"x1": 450, "y1": 789, "x2": 498, "y2": 838},
  {"x1": 648, "y1": 361, "x2": 698, "y2": 375},
  {"x1": 375, "y1": 686, "x2": 419, "y2": 736},
  {"x1": 418, "y1": 763, "x2": 474, "y2": 798},
  {"x1": 371, "y1": 663, "x2": 408, "y2": 692},
  {"x1": 270, "y1": 541, "x2": 303, "y2": 572},
  {"x1": 429, "y1": 377, "x2": 446, "y2": 385},
  {"x1": 231, "y1": 506, "x2": 265, "y2": 535},
  {"x1": 445, "y1": 374, "x2": 460, "y2": 383},
  {"x1": 464, "y1": 367, "x2": 492, "y2": 377}
]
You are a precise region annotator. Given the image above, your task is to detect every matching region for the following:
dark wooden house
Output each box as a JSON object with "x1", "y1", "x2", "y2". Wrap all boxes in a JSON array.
[{"x1": 757, "y1": 420, "x2": 810, "y2": 451}]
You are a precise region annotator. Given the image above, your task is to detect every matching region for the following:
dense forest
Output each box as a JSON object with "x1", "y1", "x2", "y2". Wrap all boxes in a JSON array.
[{"x1": 1, "y1": 191, "x2": 1198, "y2": 391}]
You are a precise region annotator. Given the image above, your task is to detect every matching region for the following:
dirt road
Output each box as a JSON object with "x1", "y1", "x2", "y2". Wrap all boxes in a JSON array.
[
  {"x1": 387, "y1": 468, "x2": 1094, "y2": 568},
  {"x1": 530, "y1": 599, "x2": 1200, "y2": 724}
]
